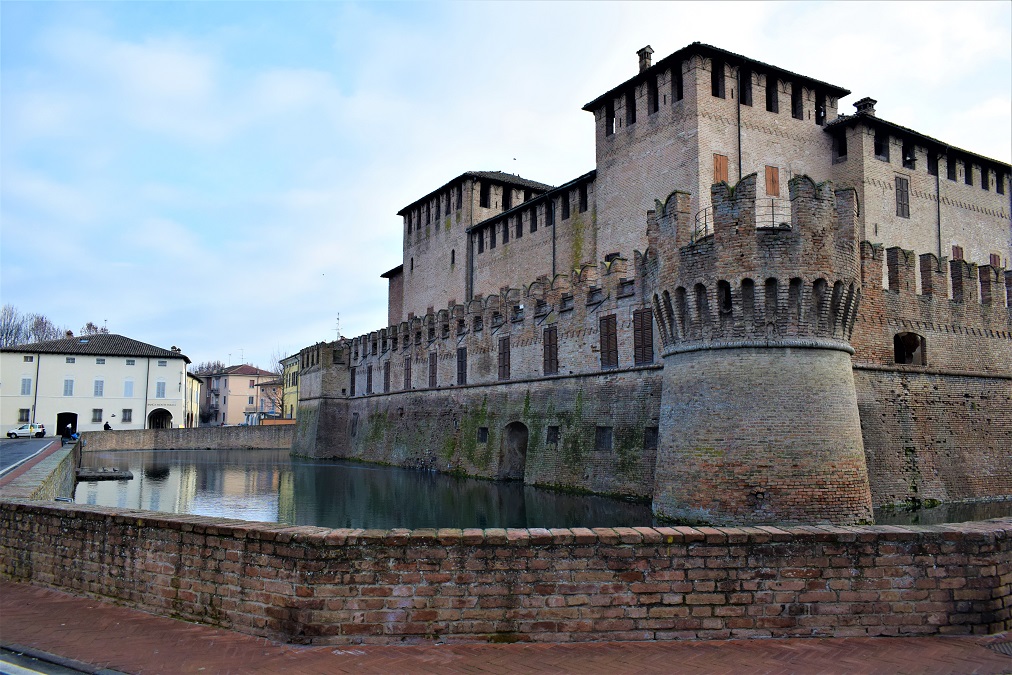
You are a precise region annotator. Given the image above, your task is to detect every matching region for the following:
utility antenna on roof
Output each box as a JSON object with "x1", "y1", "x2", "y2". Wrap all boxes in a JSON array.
[
  {"x1": 335, "y1": 314, "x2": 341, "y2": 340},
  {"x1": 240, "y1": 348, "x2": 244, "y2": 364}
]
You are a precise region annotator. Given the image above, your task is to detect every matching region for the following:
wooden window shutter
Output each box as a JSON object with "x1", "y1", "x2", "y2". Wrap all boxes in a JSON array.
[
  {"x1": 633, "y1": 308, "x2": 654, "y2": 365},
  {"x1": 990, "y1": 253, "x2": 1001, "y2": 268},
  {"x1": 765, "y1": 166, "x2": 780, "y2": 196},
  {"x1": 428, "y1": 352, "x2": 437, "y2": 388},
  {"x1": 951, "y1": 245, "x2": 964, "y2": 261},
  {"x1": 600, "y1": 315, "x2": 618, "y2": 369},
  {"x1": 714, "y1": 154, "x2": 729, "y2": 183},
  {"x1": 543, "y1": 326, "x2": 558, "y2": 375}
]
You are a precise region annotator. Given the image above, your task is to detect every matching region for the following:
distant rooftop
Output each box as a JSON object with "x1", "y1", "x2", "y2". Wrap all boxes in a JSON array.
[
  {"x1": 2, "y1": 333, "x2": 190, "y2": 363},
  {"x1": 397, "y1": 171, "x2": 555, "y2": 216}
]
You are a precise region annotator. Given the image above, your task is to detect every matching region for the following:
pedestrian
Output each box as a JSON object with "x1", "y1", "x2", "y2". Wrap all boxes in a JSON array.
[{"x1": 103, "y1": 421, "x2": 112, "y2": 431}]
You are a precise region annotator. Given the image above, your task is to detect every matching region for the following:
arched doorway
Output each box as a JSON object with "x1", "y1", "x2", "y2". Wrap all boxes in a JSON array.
[
  {"x1": 56, "y1": 412, "x2": 78, "y2": 437},
  {"x1": 148, "y1": 409, "x2": 172, "y2": 429},
  {"x1": 498, "y1": 421, "x2": 529, "y2": 481}
]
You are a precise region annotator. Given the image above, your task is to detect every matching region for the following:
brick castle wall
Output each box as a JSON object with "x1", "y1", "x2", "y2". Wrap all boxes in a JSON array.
[
  {"x1": 2, "y1": 501, "x2": 1008, "y2": 644},
  {"x1": 81, "y1": 426, "x2": 295, "y2": 452}
]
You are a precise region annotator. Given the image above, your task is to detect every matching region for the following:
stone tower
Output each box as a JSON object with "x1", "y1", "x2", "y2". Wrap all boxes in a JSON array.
[{"x1": 644, "y1": 174, "x2": 874, "y2": 525}]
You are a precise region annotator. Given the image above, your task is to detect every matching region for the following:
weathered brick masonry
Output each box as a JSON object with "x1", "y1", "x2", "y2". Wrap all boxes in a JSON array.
[
  {"x1": 1, "y1": 501, "x2": 1008, "y2": 644},
  {"x1": 80, "y1": 426, "x2": 295, "y2": 452}
]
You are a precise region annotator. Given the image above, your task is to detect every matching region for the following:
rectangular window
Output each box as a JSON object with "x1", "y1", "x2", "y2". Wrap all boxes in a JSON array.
[
  {"x1": 714, "y1": 154, "x2": 729, "y2": 184},
  {"x1": 23, "y1": 355, "x2": 33, "y2": 363},
  {"x1": 503, "y1": 186, "x2": 512, "y2": 211},
  {"x1": 96, "y1": 358, "x2": 105, "y2": 364},
  {"x1": 248, "y1": 396, "x2": 254, "y2": 405},
  {"x1": 625, "y1": 89, "x2": 636, "y2": 125},
  {"x1": 600, "y1": 314, "x2": 618, "y2": 369},
  {"x1": 124, "y1": 380, "x2": 133, "y2": 397},
  {"x1": 92, "y1": 409, "x2": 103, "y2": 423},
  {"x1": 456, "y1": 347, "x2": 467, "y2": 385},
  {"x1": 605, "y1": 100, "x2": 615, "y2": 136},
  {"x1": 66, "y1": 357, "x2": 75, "y2": 364},
  {"x1": 456, "y1": 186, "x2": 463, "y2": 210},
  {"x1": 895, "y1": 176, "x2": 910, "y2": 218},
  {"x1": 952, "y1": 245, "x2": 964, "y2": 261},
  {"x1": 647, "y1": 76, "x2": 658, "y2": 114},
  {"x1": 579, "y1": 184, "x2": 588, "y2": 212},
  {"x1": 498, "y1": 337, "x2": 510, "y2": 381},
  {"x1": 990, "y1": 253, "x2": 1001, "y2": 268},
  {"x1": 477, "y1": 427, "x2": 488, "y2": 444},
  {"x1": 403, "y1": 357, "x2": 411, "y2": 390},
  {"x1": 765, "y1": 166, "x2": 780, "y2": 197},
  {"x1": 350, "y1": 367, "x2": 357, "y2": 396},
  {"x1": 530, "y1": 207, "x2": 538, "y2": 233},
  {"x1": 479, "y1": 182, "x2": 490, "y2": 208},
  {"x1": 249, "y1": 379, "x2": 255, "y2": 388},
  {"x1": 502, "y1": 219, "x2": 509, "y2": 243},
  {"x1": 434, "y1": 196, "x2": 440, "y2": 221},
  {"x1": 739, "y1": 68, "x2": 752, "y2": 106},
  {"x1": 126, "y1": 359, "x2": 135, "y2": 365},
  {"x1": 156, "y1": 381, "x2": 166, "y2": 398},
  {"x1": 711, "y1": 60, "x2": 725, "y2": 98},
  {"x1": 428, "y1": 352, "x2": 437, "y2": 388},
  {"x1": 815, "y1": 91, "x2": 826, "y2": 125},
  {"x1": 383, "y1": 361, "x2": 390, "y2": 393},
  {"x1": 122, "y1": 409, "x2": 132, "y2": 424},
  {"x1": 94, "y1": 379, "x2": 104, "y2": 397},
  {"x1": 765, "y1": 75, "x2": 779, "y2": 113},
  {"x1": 516, "y1": 215, "x2": 523, "y2": 239},
  {"x1": 874, "y1": 131, "x2": 889, "y2": 162},
  {"x1": 644, "y1": 427, "x2": 659, "y2": 451},
  {"x1": 965, "y1": 162, "x2": 974, "y2": 186},
  {"x1": 476, "y1": 230, "x2": 484, "y2": 254},
  {"x1": 946, "y1": 157, "x2": 957, "y2": 181},
  {"x1": 633, "y1": 308, "x2": 654, "y2": 365},
  {"x1": 546, "y1": 426, "x2": 559, "y2": 446},
  {"x1": 672, "y1": 63, "x2": 683, "y2": 101},
  {"x1": 543, "y1": 326, "x2": 559, "y2": 375},
  {"x1": 927, "y1": 152, "x2": 939, "y2": 176},
  {"x1": 998, "y1": 173, "x2": 1006, "y2": 195},
  {"x1": 595, "y1": 426, "x2": 613, "y2": 452},
  {"x1": 902, "y1": 141, "x2": 916, "y2": 170},
  {"x1": 791, "y1": 83, "x2": 803, "y2": 120},
  {"x1": 63, "y1": 379, "x2": 74, "y2": 396},
  {"x1": 490, "y1": 223, "x2": 496, "y2": 248},
  {"x1": 561, "y1": 193, "x2": 570, "y2": 220},
  {"x1": 20, "y1": 378, "x2": 31, "y2": 396},
  {"x1": 833, "y1": 132, "x2": 847, "y2": 162},
  {"x1": 545, "y1": 200, "x2": 555, "y2": 227},
  {"x1": 158, "y1": 360, "x2": 167, "y2": 367},
  {"x1": 18, "y1": 409, "x2": 30, "y2": 423},
  {"x1": 366, "y1": 365, "x2": 373, "y2": 394},
  {"x1": 981, "y1": 167, "x2": 989, "y2": 191}
]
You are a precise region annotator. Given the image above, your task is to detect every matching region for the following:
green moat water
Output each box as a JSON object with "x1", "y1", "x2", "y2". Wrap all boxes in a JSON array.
[
  {"x1": 72, "y1": 448, "x2": 1012, "y2": 528},
  {"x1": 73, "y1": 447, "x2": 653, "y2": 529}
]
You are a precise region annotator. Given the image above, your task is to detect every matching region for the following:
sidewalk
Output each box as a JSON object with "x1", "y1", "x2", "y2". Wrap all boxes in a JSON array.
[{"x1": 1, "y1": 582, "x2": 1010, "y2": 674}]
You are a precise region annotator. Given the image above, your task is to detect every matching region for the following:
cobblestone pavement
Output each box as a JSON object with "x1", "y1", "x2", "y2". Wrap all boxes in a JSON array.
[{"x1": 1, "y1": 582, "x2": 1010, "y2": 674}]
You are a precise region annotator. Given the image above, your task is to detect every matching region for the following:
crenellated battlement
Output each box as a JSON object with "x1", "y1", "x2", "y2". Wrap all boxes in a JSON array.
[{"x1": 645, "y1": 174, "x2": 862, "y2": 355}]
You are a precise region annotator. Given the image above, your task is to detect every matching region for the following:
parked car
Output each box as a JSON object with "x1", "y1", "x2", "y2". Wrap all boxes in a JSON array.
[{"x1": 7, "y1": 423, "x2": 46, "y2": 438}]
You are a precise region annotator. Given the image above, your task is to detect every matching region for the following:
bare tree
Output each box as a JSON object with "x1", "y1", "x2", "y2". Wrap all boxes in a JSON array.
[
  {"x1": 260, "y1": 348, "x2": 288, "y2": 417},
  {"x1": 0, "y1": 305, "x2": 69, "y2": 347},
  {"x1": 190, "y1": 360, "x2": 226, "y2": 375},
  {"x1": 80, "y1": 321, "x2": 109, "y2": 336}
]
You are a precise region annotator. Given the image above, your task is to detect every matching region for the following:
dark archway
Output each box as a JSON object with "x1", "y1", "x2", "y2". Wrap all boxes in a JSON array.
[
  {"x1": 56, "y1": 412, "x2": 78, "y2": 437},
  {"x1": 498, "y1": 421, "x2": 529, "y2": 481},
  {"x1": 148, "y1": 408, "x2": 172, "y2": 429}
]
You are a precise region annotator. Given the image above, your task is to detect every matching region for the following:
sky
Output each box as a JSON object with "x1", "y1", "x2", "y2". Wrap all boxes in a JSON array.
[{"x1": 2, "y1": 1, "x2": 1010, "y2": 371}]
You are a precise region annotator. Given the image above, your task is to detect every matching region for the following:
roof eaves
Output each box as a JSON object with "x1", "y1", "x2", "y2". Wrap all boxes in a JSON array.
[
  {"x1": 465, "y1": 170, "x2": 597, "y2": 234},
  {"x1": 396, "y1": 171, "x2": 555, "y2": 216}
]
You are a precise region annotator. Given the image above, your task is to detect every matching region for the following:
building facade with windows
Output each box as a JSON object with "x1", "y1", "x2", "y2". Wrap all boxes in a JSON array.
[
  {"x1": 199, "y1": 364, "x2": 277, "y2": 426},
  {"x1": 1, "y1": 334, "x2": 192, "y2": 434},
  {"x1": 293, "y1": 43, "x2": 1010, "y2": 526}
]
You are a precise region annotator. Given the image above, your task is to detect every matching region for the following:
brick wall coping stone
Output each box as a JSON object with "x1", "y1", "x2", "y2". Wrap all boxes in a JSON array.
[
  {"x1": 3, "y1": 498, "x2": 1009, "y2": 545},
  {"x1": 663, "y1": 338, "x2": 855, "y2": 357}
]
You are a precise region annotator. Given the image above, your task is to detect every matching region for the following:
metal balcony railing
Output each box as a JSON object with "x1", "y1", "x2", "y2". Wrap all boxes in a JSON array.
[{"x1": 691, "y1": 198, "x2": 792, "y2": 243}]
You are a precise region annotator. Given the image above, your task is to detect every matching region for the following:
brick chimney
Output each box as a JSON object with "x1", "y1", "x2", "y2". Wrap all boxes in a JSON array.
[
  {"x1": 637, "y1": 45, "x2": 654, "y2": 73},
  {"x1": 854, "y1": 97, "x2": 877, "y2": 116}
]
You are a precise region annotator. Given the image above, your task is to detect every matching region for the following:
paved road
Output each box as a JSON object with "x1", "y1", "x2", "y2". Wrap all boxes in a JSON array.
[{"x1": 0, "y1": 438, "x2": 53, "y2": 477}]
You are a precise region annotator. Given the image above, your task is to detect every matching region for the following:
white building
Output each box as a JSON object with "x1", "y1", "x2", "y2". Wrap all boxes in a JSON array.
[{"x1": 1, "y1": 333, "x2": 192, "y2": 434}]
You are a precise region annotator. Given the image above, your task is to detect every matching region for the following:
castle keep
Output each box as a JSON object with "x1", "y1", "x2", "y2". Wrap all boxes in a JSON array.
[{"x1": 294, "y1": 43, "x2": 1012, "y2": 525}]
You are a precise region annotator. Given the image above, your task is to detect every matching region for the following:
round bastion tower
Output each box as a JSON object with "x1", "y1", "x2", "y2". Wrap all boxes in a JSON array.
[{"x1": 643, "y1": 174, "x2": 874, "y2": 525}]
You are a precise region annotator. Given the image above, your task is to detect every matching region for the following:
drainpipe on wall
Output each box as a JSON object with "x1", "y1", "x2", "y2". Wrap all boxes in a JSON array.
[
  {"x1": 31, "y1": 352, "x2": 41, "y2": 424},
  {"x1": 143, "y1": 358, "x2": 151, "y2": 430},
  {"x1": 467, "y1": 179, "x2": 475, "y2": 302},
  {"x1": 936, "y1": 150, "x2": 944, "y2": 262},
  {"x1": 552, "y1": 198, "x2": 557, "y2": 279},
  {"x1": 736, "y1": 66, "x2": 743, "y2": 183}
]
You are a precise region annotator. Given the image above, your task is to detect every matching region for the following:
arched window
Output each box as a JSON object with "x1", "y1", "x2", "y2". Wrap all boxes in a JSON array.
[
  {"x1": 894, "y1": 332, "x2": 926, "y2": 365},
  {"x1": 718, "y1": 280, "x2": 732, "y2": 315}
]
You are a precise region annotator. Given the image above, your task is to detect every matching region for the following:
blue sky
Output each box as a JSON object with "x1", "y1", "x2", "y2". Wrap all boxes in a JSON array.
[{"x1": 3, "y1": 1, "x2": 1010, "y2": 370}]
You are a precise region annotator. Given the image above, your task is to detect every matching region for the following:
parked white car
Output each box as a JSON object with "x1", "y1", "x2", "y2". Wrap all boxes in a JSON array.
[{"x1": 7, "y1": 423, "x2": 46, "y2": 438}]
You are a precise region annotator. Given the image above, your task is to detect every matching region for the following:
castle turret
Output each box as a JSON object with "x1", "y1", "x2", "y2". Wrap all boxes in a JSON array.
[{"x1": 645, "y1": 174, "x2": 874, "y2": 525}]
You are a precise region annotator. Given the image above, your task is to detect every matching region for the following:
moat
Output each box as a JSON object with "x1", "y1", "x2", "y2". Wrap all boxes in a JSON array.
[
  {"x1": 73, "y1": 447, "x2": 653, "y2": 529},
  {"x1": 73, "y1": 447, "x2": 1012, "y2": 528}
]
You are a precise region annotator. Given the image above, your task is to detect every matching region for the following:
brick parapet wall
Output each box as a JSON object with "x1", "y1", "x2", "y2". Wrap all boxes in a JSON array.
[
  {"x1": 2, "y1": 500, "x2": 1008, "y2": 644},
  {"x1": 0, "y1": 442, "x2": 76, "y2": 501},
  {"x1": 80, "y1": 426, "x2": 295, "y2": 453},
  {"x1": 852, "y1": 242, "x2": 1012, "y2": 373}
]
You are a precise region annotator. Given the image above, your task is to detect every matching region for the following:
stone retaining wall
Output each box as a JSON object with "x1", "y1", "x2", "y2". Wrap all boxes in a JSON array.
[
  {"x1": 1, "y1": 500, "x2": 1008, "y2": 644},
  {"x1": 81, "y1": 426, "x2": 294, "y2": 452},
  {"x1": 0, "y1": 441, "x2": 77, "y2": 501}
]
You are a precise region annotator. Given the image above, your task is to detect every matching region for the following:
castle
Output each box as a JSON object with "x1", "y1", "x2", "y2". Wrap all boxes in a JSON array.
[{"x1": 293, "y1": 43, "x2": 1012, "y2": 526}]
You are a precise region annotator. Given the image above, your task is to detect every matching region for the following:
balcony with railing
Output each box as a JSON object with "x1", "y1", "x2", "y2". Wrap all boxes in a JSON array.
[{"x1": 692, "y1": 198, "x2": 792, "y2": 243}]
